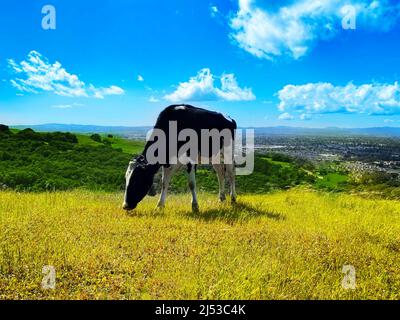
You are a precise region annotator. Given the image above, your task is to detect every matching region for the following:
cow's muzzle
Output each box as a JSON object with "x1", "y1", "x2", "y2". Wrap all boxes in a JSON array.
[{"x1": 123, "y1": 203, "x2": 136, "y2": 211}]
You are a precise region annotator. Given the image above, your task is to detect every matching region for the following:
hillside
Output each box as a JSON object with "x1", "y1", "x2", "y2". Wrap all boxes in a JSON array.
[
  {"x1": 1, "y1": 189, "x2": 399, "y2": 299},
  {"x1": 0, "y1": 127, "x2": 141, "y2": 191}
]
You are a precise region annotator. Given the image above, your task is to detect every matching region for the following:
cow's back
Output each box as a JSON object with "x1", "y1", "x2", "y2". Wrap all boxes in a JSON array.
[{"x1": 155, "y1": 104, "x2": 236, "y2": 133}]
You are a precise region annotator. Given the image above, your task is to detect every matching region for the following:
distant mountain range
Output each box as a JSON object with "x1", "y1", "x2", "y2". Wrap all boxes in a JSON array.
[
  {"x1": 13, "y1": 123, "x2": 151, "y2": 134},
  {"x1": 10, "y1": 123, "x2": 400, "y2": 137}
]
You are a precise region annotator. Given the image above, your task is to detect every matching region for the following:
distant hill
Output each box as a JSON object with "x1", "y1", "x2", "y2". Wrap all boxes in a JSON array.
[
  {"x1": 12, "y1": 124, "x2": 152, "y2": 139},
  {"x1": 11, "y1": 124, "x2": 400, "y2": 137},
  {"x1": 253, "y1": 126, "x2": 400, "y2": 137}
]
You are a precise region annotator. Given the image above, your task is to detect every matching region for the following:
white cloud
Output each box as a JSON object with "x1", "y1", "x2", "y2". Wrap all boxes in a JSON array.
[
  {"x1": 7, "y1": 59, "x2": 23, "y2": 73},
  {"x1": 90, "y1": 85, "x2": 125, "y2": 99},
  {"x1": 137, "y1": 75, "x2": 144, "y2": 82},
  {"x1": 300, "y1": 113, "x2": 312, "y2": 120},
  {"x1": 277, "y1": 81, "x2": 400, "y2": 117},
  {"x1": 230, "y1": 0, "x2": 400, "y2": 60},
  {"x1": 210, "y1": 5, "x2": 219, "y2": 18},
  {"x1": 51, "y1": 103, "x2": 85, "y2": 109},
  {"x1": 8, "y1": 51, "x2": 124, "y2": 99},
  {"x1": 278, "y1": 112, "x2": 295, "y2": 120},
  {"x1": 148, "y1": 96, "x2": 160, "y2": 103},
  {"x1": 164, "y1": 68, "x2": 255, "y2": 102}
]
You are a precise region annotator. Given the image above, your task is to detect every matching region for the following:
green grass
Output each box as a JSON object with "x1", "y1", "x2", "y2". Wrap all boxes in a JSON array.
[
  {"x1": 1, "y1": 188, "x2": 399, "y2": 300},
  {"x1": 107, "y1": 136, "x2": 144, "y2": 155},
  {"x1": 316, "y1": 173, "x2": 348, "y2": 190},
  {"x1": 76, "y1": 134, "x2": 103, "y2": 147},
  {"x1": 76, "y1": 134, "x2": 144, "y2": 155},
  {"x1": 260, "y1": 157, "x2": 292, "y2": 168}
]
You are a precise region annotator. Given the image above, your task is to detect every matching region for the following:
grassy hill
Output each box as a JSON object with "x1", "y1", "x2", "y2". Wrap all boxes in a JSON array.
[
  {"x1": 1, "y1": 188, "x2": 399, "y2": 299},
  {"x1": 0, "y1": 129, "x2": 132, "y2": 192},
  {"x1": 76, "y1": 134, "x2": 144, "y2": 154}
]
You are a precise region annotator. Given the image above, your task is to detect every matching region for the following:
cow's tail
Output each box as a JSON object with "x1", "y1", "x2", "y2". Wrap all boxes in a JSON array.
[
  {"x1": 230, "y1": 118, "x2": 236, "y2": 168},
  {"x1": 230, "y1": 118, "x2": 237, "y2": 141},
  {"x1": 231, "y1": 118, "x2": 237, "y2": 130}
]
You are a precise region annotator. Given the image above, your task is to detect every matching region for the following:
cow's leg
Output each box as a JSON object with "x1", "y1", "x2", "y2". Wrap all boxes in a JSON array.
[
  {"x1": 213, "y1": 164, "x2": 226, "y2": 202},
  {"x1": 226, "y1": 163, "x2": 237, "y2": 203},
  {"x1": 188, "y1": 164, "x2": 199, "y2": 212},
  {"x1": 157, "y1": 164, "x2": 179, "y2": 209}
]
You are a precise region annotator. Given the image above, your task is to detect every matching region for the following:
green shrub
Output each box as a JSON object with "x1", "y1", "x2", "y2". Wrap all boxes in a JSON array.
[{"x1": 90, "y1": 134, "x2": 102, "y2": 142}]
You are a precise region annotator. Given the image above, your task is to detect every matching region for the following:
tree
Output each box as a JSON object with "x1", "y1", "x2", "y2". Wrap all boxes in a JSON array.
[
  {"x1": 0, "y1": 124, "x2": 10, "y2": 133},
  {"x1": 90, "y1": 134, "x2": 102, "y2": 142}
]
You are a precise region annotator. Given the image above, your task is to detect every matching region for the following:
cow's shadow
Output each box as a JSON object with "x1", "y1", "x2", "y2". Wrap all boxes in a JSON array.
[{"x1": 187, "y1": 201, "x2": 285, "y2": 223}]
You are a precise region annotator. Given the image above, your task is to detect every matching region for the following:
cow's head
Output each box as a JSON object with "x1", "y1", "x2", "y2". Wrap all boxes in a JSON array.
[{"x1": 123, "y1": 155, "x2": 158, "y2": 211}]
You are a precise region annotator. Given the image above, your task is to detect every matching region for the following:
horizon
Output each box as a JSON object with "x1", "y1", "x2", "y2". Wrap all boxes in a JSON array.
[
  {"x1": 2, "y1": 1, "x2": 400, "y2": 128},
  {"x1": 7, "y1": 122, "x2": 400, "y2": 130}
]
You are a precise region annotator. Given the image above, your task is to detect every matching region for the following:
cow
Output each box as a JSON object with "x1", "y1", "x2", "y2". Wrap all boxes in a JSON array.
[{"x1": 123, "y1": 104, "x2": 237, "y2": 212}]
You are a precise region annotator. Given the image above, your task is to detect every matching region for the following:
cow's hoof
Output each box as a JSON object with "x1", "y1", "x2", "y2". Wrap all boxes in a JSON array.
[
  {"x1": 192, "y1": 204, "x2": 199, "y2": 213},
  {"x1": 231, "y1": 197, "x2": 237, "y2": 205},
  {"x1": 219, "y1": 194, "x2": 226, "y2": 202}
]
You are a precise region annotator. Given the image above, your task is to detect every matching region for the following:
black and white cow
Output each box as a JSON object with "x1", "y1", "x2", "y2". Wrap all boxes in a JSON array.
[{"x1": 123, "y1": 104, "x2": 237, "y2": 212}]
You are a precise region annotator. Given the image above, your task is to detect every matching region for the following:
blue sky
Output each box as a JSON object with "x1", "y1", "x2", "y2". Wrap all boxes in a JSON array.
[{"x1": 1, "y1": 0, "x2": 400, "y2": 127}]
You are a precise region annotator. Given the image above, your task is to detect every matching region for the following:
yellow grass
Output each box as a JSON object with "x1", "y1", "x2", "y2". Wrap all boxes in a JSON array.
[{"x1": 1, "y1": 188, "x2": 400, "y2": 300}]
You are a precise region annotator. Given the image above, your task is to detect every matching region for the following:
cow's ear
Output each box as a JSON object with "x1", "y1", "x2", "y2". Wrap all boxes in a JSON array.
[
  {"x1": 138, "y1": 155, "x2": 150, "y2": 167},
  {"x1": 132, "y1": 154, "x2": 148, "y2": 168}
]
